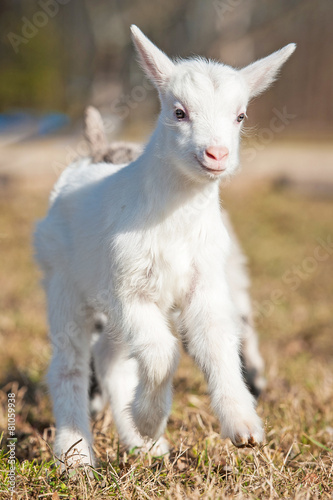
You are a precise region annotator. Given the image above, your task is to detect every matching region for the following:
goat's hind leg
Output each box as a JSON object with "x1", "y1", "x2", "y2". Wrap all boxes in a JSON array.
[
  {"x1": 222, "y1": 210, "x2": 266, "y2": 397},
  {"x1": 92, "y1": 332, "x2": 169, "y2": 455},
  {"x1": 240, "y1": 317, "x2": 266, "y2": 398},
  {"x1": 46, "y1": 273, "x2": 94, "y2": 468},
  {"x1": 122, "y1": 301, "x2": 179, "y2": 441}
]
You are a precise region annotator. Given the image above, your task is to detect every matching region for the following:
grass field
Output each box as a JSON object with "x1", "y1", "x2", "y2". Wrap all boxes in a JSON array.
[{"x1": 0, "y1": 171, "x2": 332, "y2": 499}]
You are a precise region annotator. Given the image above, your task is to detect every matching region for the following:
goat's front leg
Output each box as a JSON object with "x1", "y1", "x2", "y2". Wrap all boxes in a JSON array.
[
  {"x1": 180, "y1": 275, "x2": 264, "y2": 447},
  {"x1": 46, "y1": 275, "x2": 94, "y2": 468},
  {"x1": 123, "y1": 301, "x2": 179, "y2": 441}
]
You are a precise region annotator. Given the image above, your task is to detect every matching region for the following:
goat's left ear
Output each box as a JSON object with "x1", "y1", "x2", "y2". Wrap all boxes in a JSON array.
[
  {"x1": 131, "y1": 25, "x2": 175, "y2": 91},
  {"x1": 240, "y1": 43, "x2": 296, "y2": 99}
]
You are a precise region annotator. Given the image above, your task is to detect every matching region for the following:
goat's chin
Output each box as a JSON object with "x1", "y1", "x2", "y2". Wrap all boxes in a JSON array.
[
  {"x1": 174, "y1": 157, "x2": 238, "y2": 185},
  {"x1": 182, "y1": 166, "x2": 220, "y2": 185},
  {"x1": 204, "y1": 162, "x2": 240, "y2": 184},
  {"x1": 195, "y1": 165, "x2": 231, "y2": 183}
]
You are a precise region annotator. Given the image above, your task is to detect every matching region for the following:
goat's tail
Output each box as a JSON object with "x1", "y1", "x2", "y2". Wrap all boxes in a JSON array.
[
  {"x1": 84, "y1": 105, "x2": 143, "y2": 165},
  {"x1": 84, "y1": 106, "x2": 108, "y2": 160}
]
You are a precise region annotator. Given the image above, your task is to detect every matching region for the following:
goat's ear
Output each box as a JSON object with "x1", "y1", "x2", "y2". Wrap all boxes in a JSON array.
[
  {"x1": 131, "y1": 25, "x2": 175, "y2": 90},
  {"x1": 240, "y1": 43, "x2": 296, "y2": 99}
]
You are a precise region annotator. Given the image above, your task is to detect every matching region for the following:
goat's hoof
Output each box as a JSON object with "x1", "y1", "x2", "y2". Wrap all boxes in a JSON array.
[
  {"x1": 131, "y1": 436, "x2": 170, "y2": 457},
  {"x1": 143, "y1": 436, "x2": 170, "y2": 456},
  {"x1": 55, "y1": 437, "x2": 95, "y2": 474},
  {"x1": 232, "y1": 433, "x2": 259, "y2": 448},
  {"x1": 230, "y1": 422, "x2": 264, "y2": 448},
  {"x1": 223, "y1": 409, "x2": 264, "y2": 449}
]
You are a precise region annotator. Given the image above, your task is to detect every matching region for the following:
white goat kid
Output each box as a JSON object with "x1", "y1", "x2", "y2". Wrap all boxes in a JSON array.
[
  {"x1": 84, "y1": 105, "x2": 265, "y2": 408},
  {"x1": 34, "y1": 26, "x2": 295, "y2": 468}
]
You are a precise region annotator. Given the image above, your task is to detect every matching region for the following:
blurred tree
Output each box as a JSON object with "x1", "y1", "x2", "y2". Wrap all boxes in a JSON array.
[
  {"x1": 0, "y1": 0, "x2": 94, "y2": 117},
  {"x1": 0, "y1": 0, "x2": 332, "y2": 133}
]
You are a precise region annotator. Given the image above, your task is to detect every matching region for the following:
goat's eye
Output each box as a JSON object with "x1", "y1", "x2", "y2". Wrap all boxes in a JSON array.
[
  {"x1": 175, "y1": 108, "x2": 186, "y2": 120},
  {"x1": 237, "y1": 113, "x2": 245, "y2": 123}
]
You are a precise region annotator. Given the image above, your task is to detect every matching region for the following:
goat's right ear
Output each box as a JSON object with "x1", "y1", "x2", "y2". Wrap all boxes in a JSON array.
[
  {"x1": 240, "y1": 43, "x2": 296, "y2": 99},
  {"x1": 130, "y1": 25, "x2": 175, "y2": 90}
]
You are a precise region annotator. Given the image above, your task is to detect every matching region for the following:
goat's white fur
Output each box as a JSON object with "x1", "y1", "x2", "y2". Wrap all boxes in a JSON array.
[{"x1": 34, "y1": 26, "x2": 295, "y2": 467}]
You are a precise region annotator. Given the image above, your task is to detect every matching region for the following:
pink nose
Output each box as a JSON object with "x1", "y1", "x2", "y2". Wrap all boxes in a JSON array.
[{"x1": 205, "y1": 146, "x2": 229, "y2": 162}]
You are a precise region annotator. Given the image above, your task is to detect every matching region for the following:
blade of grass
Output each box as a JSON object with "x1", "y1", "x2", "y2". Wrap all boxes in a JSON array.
[{"x1": 303, "y1": 434, "x2": 332, "y2": 453}]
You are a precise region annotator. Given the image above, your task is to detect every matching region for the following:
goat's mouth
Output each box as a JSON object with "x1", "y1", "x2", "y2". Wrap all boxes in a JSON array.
[{"x1": 194, "y1": 156, "x2": 227, "y2": 176}]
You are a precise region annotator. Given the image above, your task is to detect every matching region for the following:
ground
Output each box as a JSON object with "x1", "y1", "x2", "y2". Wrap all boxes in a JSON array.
[{"x1": 0, "y1": 135, "x2": 332, "y2": 499}]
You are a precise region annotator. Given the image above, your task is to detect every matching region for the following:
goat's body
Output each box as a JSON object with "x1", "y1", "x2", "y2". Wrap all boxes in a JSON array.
[
  {"x1": 35, "y1": 147, "x2": 263, "y2": 465},
  {"x1": 37, "y1": 148, "x2": 226, "y2": 315},
  {"x1": 34, "y1": 26, "x2": 295, "y2": 467}
]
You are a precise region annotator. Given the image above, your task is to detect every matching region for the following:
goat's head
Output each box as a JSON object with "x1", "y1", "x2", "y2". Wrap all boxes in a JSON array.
[{"x1": 131, "y1": 25, "x2": 295, "y2": 183}]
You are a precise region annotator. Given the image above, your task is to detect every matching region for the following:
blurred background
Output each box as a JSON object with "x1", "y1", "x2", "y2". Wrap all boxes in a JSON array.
[
  {"x1": 0, "y1": 2, "x2": 333, "y2": 493},
  {"x1": 1, "y1": 0, "x2": 333, "y2": 134},
  {"x1": 0, "y1": 0, "x2": 332, "y2": 183}
]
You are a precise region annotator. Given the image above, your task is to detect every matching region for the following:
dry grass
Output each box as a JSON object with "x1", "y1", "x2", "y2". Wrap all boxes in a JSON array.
[{"x1": 0, "y1": 174, "x2": 332, "y2": 499}]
